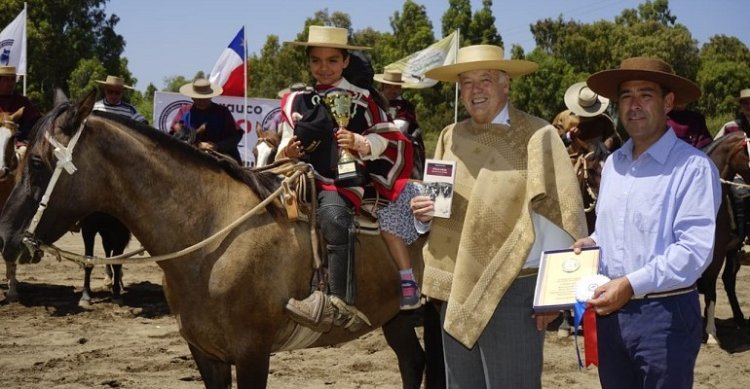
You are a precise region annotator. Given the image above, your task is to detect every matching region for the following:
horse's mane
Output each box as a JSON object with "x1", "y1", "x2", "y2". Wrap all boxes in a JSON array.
[{"x1": 31, "y1": 107, "x2": 283, "y2": 217}]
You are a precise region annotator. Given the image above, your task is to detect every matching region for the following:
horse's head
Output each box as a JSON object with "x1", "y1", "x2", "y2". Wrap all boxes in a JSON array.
[
  {"x1": 0, "y1": 107, "x2": 23, "y2": 179},
  {"x1": 706, "y1": 131, "x2": 750, "y2": 184},
  {"x1": 253, "y1": 123, "x2": 280, "y2": 168},
  {"x1": 0, "y1": 90, "x2": 97, "y2": 264}
]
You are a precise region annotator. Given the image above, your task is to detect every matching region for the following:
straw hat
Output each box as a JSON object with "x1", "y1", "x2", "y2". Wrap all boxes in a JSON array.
[
  {"x1": 564, "y1": 81, "x2": 609, "y2": 117},
  {"x1": 277, "y1": 82, "x2": 312, "y2": 98},
  {"x1": 0, "y1": 66, "x2": 16, "y2": 77},
  {"x1": 374, "y1": 70, "x2": 406, "y2": 85},
  {"x1": 285, "y1": 25, "x2": 370, "y2": 51},
  {"x1": 586, "y1": 57, "x2": 701, "y2": 106},
  {"x1": 424, "y1": 45, "x2": 538, "y2": 82},
  {"x1": 179, "y1": 78, "x2": 223, "y2": 99},
  {"x1": 95, "y1": 75, "x2": 134, "y2": 90},
  {"x1": 739, "y1": 88, "x2": 750, "y2": 101}
]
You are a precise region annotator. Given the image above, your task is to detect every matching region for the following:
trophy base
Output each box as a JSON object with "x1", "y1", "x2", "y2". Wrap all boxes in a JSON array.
[{"x1": 335, "y1": 162, "x2": 367, "y2": 187}]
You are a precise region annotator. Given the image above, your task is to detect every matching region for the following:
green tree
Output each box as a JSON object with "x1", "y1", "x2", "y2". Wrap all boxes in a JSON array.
[
  {"x1": 67, "y1": 58, "x2": 106, "y2": 101},
  {"x1": 0, "y1": 0, "x2": 127, "y2": 110},
  {"x1": 163, "y1": 76, "x2": 189, "y2": 93},
  {"x1": 441, "y1": 0, "x2": 471, "y2": 43},
  {"x1": 467, "y1": 0, "x2": 502, "y2": 46}
]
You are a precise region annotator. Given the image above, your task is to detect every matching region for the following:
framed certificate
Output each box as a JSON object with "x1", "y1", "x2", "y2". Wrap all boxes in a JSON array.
[{"x1": 533, "y1": 247, "x2": 600, "y2": 312}]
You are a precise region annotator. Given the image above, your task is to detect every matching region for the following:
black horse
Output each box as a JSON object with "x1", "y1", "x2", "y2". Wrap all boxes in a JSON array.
[{"x1": 78, "y1": 215, "x2": 131, "y2": 307}]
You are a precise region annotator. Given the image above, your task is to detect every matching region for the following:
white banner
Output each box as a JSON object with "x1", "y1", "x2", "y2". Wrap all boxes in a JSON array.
[
  {"x1": 153, "y1": 91, "x2": 280, "y2": 166},
  {"x1": 385, "y1": 31, "x2": 459, "y2": 89},
  {"x1": 0, "y1": 8, "x2": 26, "y2": 74}
]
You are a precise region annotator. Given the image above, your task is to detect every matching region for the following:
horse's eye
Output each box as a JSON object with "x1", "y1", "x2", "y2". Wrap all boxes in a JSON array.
[{"x1": 29, "y1": 156, "x2": 45, "y2": 170}]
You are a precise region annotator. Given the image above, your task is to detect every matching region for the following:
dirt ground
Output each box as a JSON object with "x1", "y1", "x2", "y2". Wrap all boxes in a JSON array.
[{"x1": 2, "y1": 233, "x2": 750, "y2": 389}]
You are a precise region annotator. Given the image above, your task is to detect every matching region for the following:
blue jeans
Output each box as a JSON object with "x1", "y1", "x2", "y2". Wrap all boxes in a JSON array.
[{"x1": 597, "y1": 290, "x2": 702, "y2": 389}]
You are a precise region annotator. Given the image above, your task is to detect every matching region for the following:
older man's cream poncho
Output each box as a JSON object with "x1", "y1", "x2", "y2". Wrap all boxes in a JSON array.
[{"x1": 422, "y1": 106, "x2": 587, "y2": 348}]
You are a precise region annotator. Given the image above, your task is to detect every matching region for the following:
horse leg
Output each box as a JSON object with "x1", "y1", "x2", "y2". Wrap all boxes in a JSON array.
[
  {"x1": 235, "y1": 351, "x2": 272, "y2": 389},
  {"x1": 423, "y1": 301, "x2": 446, "y2": 389},
  {"x1": 382, "y1": 311, "x2": 425, "y2": 389},
  {"x1": 722, "y1": 249, "x2": 747, "y2": 327},
  {"x1": 4, "y1": 261, "x2": 18, "y2": 302},
  {"x1": 80, "y1": 265, "x2": 94, "y2": 308},
  {"x1": 109, "y1": 265, "x2": 124, "y2": 306},
  {"x1": 187, "y1": 343, "x2": 233, "y2": 389},
  {"x1": 557, "y1": 310, "x2": 573, "y2": 338}
]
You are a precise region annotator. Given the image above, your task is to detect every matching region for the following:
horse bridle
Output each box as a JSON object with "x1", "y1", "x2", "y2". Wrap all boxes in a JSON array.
[
  {"x1": 0, "y1": 119, "x2": 20, "y2": 179},
  {"x1": 22, "y1": 119, "x2": 85, "y2": 255}
]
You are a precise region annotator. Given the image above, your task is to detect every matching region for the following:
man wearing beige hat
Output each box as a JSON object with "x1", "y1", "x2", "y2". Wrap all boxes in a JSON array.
[
  {"x1": 0, "y1": 65, "x2": 41, "y2": 143},
  {"x1": 93, "y1": 75, "x2": 147, "y2": 124},
  {"x1": 572, "y1": 57, "x2": 721, "y2": 388},
  {"x1": 410, "y1": 44, "x2": 587, "y2": 388},
  {"x1": 562, "y1": 81, "x2": 620, "y2": 155},
  {"x1": 171, "y1": 78, "x2": 243, "y2": 163}
]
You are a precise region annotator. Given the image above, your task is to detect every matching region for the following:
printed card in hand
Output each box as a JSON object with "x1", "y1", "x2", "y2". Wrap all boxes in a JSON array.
[{"x1": 421, "y1": 159, "x2": 456, "y2": 218}]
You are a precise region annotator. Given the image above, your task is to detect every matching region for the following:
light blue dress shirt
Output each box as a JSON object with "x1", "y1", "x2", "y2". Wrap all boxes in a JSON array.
[{"x1": 590, "y1": 128, "x2": 721, "y2": 297}]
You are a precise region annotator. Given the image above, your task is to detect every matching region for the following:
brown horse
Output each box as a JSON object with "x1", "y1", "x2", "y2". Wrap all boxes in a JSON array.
[
  {"x1": 253, "y1": 121, "x2": 280, "y2": 168},
  {"x1": 0, "y1": 107, "x2": 23, "y2": 302},
  {"x1": 0, "y1": 91, "x2": 425, "y2": 388},
  {"x1": 702, "y1": 131, "x2": 750, "y2": 343}
]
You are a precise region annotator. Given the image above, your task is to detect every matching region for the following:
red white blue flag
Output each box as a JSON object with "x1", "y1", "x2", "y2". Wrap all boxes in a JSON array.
[{"x1": 209, "y1": 27, "x2": 246, "y2": 97}]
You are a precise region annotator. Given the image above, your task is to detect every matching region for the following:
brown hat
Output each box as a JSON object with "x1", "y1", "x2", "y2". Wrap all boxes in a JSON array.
[
  {"x1": 285, "y1": 26, "x2": 370, "y2": 51},
  {"x1": 179, "y1": 78, "x2": 223, "y2": 99},
  {"x1": 739, "y1": 89, "x2": 750, "y2": 101},
  {"x1": 374, "y1": 70, "x2": 407, "y2": 85},
  {"x1": 564, "y1": 81, "x2": 609, "y2": 117},
  {"x1": 95, "y1": 75, "x2": 134, "y2": 90},
  {"x1": 0, "y1": 66, "x2": 16, "y2": 77},
  {"x1": 586, "y1": 57, "x2": 701, "y2": 105},
  {"x1": 424, "y1": 45, "x2": 538, "y2": 82}
]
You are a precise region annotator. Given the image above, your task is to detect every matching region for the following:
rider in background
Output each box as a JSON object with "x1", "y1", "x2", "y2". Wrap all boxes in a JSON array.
[
  {"x1": 667, "y1": 102, "x2": 712, "y2": 149},
  {"x1": 0, "y1": 66, "x2": 41, "y2": 145},
  {"x1": 93, "y1": 75, "x2": 148, "y2": 125},
  {"x1": 171, "y1": 78, "x2": 243, "y2": 163}
]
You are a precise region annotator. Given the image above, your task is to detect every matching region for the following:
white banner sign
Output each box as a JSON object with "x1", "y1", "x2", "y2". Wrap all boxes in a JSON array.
[
  {"x1": 153, "y1": 91, "x2": 280, "y2": 166},
  {"x1": 0, "y1": 8, "x2": 26, "y2": 74},
  {"x1": 385, "y1": 31, "x2": 459, "y2": 89}
]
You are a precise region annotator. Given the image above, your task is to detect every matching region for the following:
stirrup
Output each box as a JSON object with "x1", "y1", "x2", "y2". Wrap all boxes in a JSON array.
[{"x1": 330, "y1": 296, "x2": 372, "y2": 332}]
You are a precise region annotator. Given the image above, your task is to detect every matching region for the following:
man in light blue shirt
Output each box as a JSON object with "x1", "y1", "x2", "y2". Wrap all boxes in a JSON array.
[{"x1": 573, "y1": 57, "x2": 721, "y2": 389}]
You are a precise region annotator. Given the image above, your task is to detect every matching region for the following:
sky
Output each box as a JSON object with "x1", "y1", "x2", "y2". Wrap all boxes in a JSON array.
[{"x1": 103, "y1": 0, "x2": 750, "y2": 93}]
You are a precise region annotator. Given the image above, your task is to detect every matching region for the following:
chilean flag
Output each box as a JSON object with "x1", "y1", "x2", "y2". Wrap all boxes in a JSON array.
[{"x1": 209, "y1": 27, "x2": 246, "y2": 97}]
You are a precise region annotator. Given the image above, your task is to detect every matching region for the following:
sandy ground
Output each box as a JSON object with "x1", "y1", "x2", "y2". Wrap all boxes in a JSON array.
[{"x1": 2, "y1": 232, "x2": 750, "y2": 388}]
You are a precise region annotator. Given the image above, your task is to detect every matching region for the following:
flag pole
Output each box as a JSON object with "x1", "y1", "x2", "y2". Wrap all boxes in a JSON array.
[
  {"x1": 22, "y1": 2, "x2": 27, "y2": 96},
  {"x1": 242, "y1": 26, "x2": 249, "y2": 166},
  {"x1": 453, "y1": 28, "x2": 460, "y2": 123}
]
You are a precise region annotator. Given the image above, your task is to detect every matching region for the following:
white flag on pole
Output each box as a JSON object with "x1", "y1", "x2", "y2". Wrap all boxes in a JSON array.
[
  {"x1": 0, "y1": 8, "x2": 26, "y2": 75},
  {"x1": 385, "y1": 31, "x2": 459, "y2": 89}
]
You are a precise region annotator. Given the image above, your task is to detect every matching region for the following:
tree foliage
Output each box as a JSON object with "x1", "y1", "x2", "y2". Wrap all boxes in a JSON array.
[{"x1": 0, "y1": 0, "x2": 127, "y2": 110}]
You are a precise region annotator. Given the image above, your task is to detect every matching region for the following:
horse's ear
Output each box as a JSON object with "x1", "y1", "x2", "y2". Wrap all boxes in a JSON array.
[
  {"x1": 11, "y1": 107, "x2": 24, "y2": 122},
  {"x1": 74, "y1": 89, "x2": 97, "y2": 124},
  {"x1": 256, "y1": 121, "x2": 263, "y2": 137},
  {"x1": 53, "y1": 88, "x2": 69, "y2": 106}
]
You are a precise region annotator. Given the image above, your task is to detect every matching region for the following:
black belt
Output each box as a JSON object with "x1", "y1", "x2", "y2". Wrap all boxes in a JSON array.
[{"x1": 632, "y1": 284, "x2": 696, "y2": 300}]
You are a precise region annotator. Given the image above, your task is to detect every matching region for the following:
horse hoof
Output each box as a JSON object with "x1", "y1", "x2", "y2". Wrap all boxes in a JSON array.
[
  {"x1": 5, "y1": 292, "x2": 19, "y2": 303},
  {"x1": 557, "y1": 328, "x2": 571, "y2": 338},
  {"x1": 78, "y1": 299, "x2": 93, "y2": 309},
  {"x1": 706, "y1": 334, "x2": 720, "y2": 346},
  {"x1": 111, "y1": 297, "x2": 124, "y2": 306}
]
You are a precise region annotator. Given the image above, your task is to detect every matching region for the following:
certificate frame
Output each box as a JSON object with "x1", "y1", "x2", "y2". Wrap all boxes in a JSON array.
[{"x1": 532, "y1": 246, "x2": 600, "y2": 312}]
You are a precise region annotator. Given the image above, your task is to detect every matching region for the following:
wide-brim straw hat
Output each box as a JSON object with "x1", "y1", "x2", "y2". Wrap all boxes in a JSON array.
[
  {"x1": 285, "y1": 25, "x2": 370, "y2": 51},
  {"x1": 179, "y1": 78, "x2": 223, "y2": 99},
  {"x1": 587, "y1": 57, "x2": 701, "y2": 106},
  {"x1": 0, "y1": 66, "x2": 17, "y2": 77},
  {"x1": 374, "y1": 70, "x2": 406, "y2": 85},
  {"x1": 564, "y1": 81, "x2": 609, "y2": 117},
  {"x1": 95, "y1": 75, "x2": 134, "y2": 90},
  {"x1": 424, "y1": 45, "x2": 538, "y2": 82},
  {"x1": 739, "y1": 88, "x2": 750, "y2": 101}
]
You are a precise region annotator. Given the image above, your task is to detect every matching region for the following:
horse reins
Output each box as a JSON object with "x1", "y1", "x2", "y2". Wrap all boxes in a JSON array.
[
  {"x1": 22, "y1": 118, "x2": 318, "y2": 268},
  {"x1": 573, "y1": 152, "x2": 599, "y2": 213}
]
